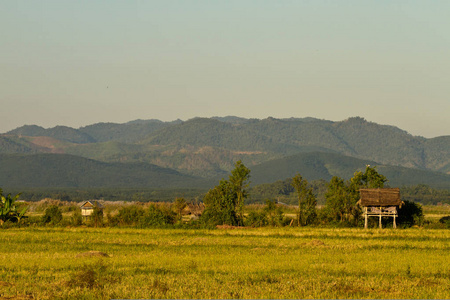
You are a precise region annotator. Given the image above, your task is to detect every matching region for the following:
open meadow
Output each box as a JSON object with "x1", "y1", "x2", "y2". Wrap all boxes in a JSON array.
[{"x1": 0, "y1": 227, "x2": 449, "y2": 299}]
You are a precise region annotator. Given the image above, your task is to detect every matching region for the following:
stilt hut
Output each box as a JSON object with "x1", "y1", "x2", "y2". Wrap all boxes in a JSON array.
[{"x1": 358, "y1": 188, "x2": 403, "y2": 229}]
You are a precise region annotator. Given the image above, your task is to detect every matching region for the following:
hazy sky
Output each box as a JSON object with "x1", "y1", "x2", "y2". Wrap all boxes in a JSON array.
[{"x1": 1, "y1": 1, "x2": 449, "y2": 137}]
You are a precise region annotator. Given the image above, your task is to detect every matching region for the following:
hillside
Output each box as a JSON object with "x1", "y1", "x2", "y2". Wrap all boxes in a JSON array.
[
  {"x1": 1, "y1": 151, "x2": 449, "y2": 192},
  {"x1": 0, "y1": 136, "x2": 36, "y2": 154},
  {"x1": 139, "y1": 117, "x2": 449, "y2": 175},
  {"x1": 249, "y1": 152, "x2": 450, "y2": 189},
  {"x1": 2, "y1": 117, "x2": 450, "y2": 185},
  {"x1": 423, "y1": 136, "x2": 450, "y2": 174},
  {"x1": 0, "y1": 153, "x2": 206, "y2": 189}
]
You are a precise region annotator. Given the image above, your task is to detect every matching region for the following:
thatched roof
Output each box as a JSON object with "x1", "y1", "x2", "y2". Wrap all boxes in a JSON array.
[{"x1": 358, "y1": 188, "x2": 402, "y2": 207}]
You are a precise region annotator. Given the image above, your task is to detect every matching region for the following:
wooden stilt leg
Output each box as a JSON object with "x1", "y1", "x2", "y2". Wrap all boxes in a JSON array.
[{"x1": 364, "y1": 207, "x2": 368, "y2": 229}]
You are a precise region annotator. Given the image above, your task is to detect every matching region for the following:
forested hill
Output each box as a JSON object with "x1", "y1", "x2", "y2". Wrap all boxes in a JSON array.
[
  {"x1": 1, "y1": 152, "x2": 450, "y2": 190},
  {"x1": 0, "y1": 153, "x2": 207, "y2": 189},
  {"x1": 2, "y1": 117, "x2": 450, "y2": 179},
  {"x1": 249, "y1": 152, "x2": 450, "y2": 189}
]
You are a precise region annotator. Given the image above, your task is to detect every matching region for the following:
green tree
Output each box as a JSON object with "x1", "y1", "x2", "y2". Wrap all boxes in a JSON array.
[
  {"x1": 228, "y1": 160, "x2": 251, "y2": 221},
  {"x1": 325, "y1": 166, "x2": 388, "y2": 225},
  {"x1": 350, "y1": 165, "x2": 387, "y2": 192},
  {"x1": 292, "y1": 174, "x2": 317, "y2": 226},
  {"x1": 202, "y1": 179, "x2": 239, "y2": 226},
  {"x1": 349, "y1": 165, "x2": 387, "y2": 223},
  {"x1": 324, "y1": 176, "x2": 352, "y2": 223},
  {"x1": 201, "y1": 161, "x2": 251, "y2": 227}
]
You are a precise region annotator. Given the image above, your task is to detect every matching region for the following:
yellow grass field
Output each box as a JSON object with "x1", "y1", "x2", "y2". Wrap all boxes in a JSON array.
[{"x1": 0, "y1": 227, "x2": 449, "y2": 299}]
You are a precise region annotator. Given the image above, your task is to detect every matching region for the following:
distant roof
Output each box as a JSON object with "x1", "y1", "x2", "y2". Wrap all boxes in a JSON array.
[
  {"x1": 80, "y1": 201, "x2": 103, "y2": 208},
  {"x1": 358, "y1": 188, "x2": 402, "y2": 207}
]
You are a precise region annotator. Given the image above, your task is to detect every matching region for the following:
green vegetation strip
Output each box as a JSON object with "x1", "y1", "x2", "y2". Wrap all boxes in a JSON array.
[{"x1": 0, "y1": 227, "x2": 449, "y2": 299}]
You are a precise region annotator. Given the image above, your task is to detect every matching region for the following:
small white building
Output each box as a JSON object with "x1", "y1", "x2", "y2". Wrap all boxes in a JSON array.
[{"x1": 80, "y1": 201, "x2": 103, "y2": 222}]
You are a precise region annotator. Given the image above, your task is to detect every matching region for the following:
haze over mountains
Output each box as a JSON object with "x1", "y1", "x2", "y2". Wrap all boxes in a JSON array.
[{"x1": 1, "y1": 116, "x2": 450, "y2": 189}]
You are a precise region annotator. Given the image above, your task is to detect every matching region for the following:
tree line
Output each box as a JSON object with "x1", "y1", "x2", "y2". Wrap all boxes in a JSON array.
[
  {"x1": 0, "y1": 161, "x2": 442, "y2": 228},
  {"x1": 200, "y1": 161, "x2": 426, "y2": 228}
]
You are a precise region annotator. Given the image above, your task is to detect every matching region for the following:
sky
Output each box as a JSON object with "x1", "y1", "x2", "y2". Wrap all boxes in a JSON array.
[{"x1": 1, "y1": 1, "x2": 449, "y2": 138}]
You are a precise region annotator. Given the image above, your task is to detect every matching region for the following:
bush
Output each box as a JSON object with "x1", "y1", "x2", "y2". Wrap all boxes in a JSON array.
[
  {"x1": 397, "y1": 201, "x2": 424, "y2": 228},
  {"x1": 67, "y1": 261, "x2": 111, "y2": 289},
  {"x1": 245, "y1": 211, "x2": 268, "y2": 227},
  {"x1": 41, "y1": 205, "x2": 63, "y2": 225},
  {"x1": 115, "y1": 205, "x2": 145, "y2": 226},
  {"x1": 106, "y1": 213, "x2": 119, "y2": 227},
  {"x1": 138, "y1": 204, "x2": 176, "y2": 228},
  {"x1": 265, "y1": 200, "x2": 285, "y2": 226},
  {"x1": 245, "y1": 200, "x2": 286, "y2": 227},
  {"x1": 107, "y1": 204, "x2": 175, "y2": 228},
  {"x1": 439, "y1": 216, "x2": 450, "y2": 229},
  {"x1": 89, "y1": 205, "x2": 104, "y2": 227},
  {"x1": 71, "y1": 209, "x2": 83, "y2": 226}
]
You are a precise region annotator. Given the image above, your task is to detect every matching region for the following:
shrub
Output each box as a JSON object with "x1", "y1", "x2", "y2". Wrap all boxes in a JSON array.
[
  {"x1": 245, "y1": 211, "x2": 268, "y2": 227},
  {"x1": 264, "y1": 199, "x2": 285, "y2": 227},
  {"x1": 245, "y1": 200, "x2": 287, "y2": 227},
  {"x1": 89, "y1": 205, "x2": 104, "y2": 227},
  {"x1": 41, "y1": 205, "x2": 63, "y2": 225},
  {"x1": 106, "y1": 213, "x2": 119, "y2": 227},
  {"x1": 115, "y1": 205, "x2": 145, "y2": 226},
  {"x1": 71, "y1": 209, "x2": 83, "y2": 226},
  {"x1": 138, "y1": 204, "x2": 176, "y2": 228},
  {"x1": 439, "y1": 216, "x2": 450, "y2": 228},
  {"x1": 67, "y1": 261, "x2": 110, "y2": 289},
  {"x1": 397, "y1": 200, "x2": 424, "y2": 228}
]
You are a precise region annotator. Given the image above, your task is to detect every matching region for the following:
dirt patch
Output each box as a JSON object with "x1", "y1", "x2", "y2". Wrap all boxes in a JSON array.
[
  {"x1": 28, "y1": 136, "x2": 66, "y2": 153},
  {"x1": 75, "y1": 251, "x2": 110, "y2": 258}
]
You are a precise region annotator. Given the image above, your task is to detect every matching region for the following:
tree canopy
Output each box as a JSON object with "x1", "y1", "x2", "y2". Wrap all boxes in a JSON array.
[
  {"x1": 292, "y1": 174, "x2": 317, "y2": 226},
  {"x1": 324, "y1": 166, "x2": 386, "y2": 224},
  {"x1": 201, "y1": 161, "x2": 250, "y2": 226}
]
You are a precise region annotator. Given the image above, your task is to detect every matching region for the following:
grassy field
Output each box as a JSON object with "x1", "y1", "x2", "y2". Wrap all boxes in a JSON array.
[
  {"x1": 0, "y1": 227, "x2": 449, "y2": 299},
  {"x1": 423, "y1": 205, "x2": 450, "y2": 223}
]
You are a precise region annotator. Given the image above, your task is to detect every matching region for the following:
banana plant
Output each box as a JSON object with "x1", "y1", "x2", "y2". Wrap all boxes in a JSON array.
[{"x1": 0, "y1": 188, "x2": 27, "y2": 224}]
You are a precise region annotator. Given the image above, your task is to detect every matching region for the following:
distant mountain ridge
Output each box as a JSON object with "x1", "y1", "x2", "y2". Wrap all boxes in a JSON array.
[{"x1": 1, "y1": 116, "x2": 449, "y2": 189}]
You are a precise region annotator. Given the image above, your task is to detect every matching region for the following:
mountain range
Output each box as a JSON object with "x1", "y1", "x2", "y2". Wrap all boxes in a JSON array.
[{"x1": 1, "y1": 116, "x2": 450, "y2": 190}]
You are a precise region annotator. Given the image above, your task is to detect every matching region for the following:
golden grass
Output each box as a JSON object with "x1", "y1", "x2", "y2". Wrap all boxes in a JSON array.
[{"x1": 0, "y1": 227, "x2": 449, "y2": 299}]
